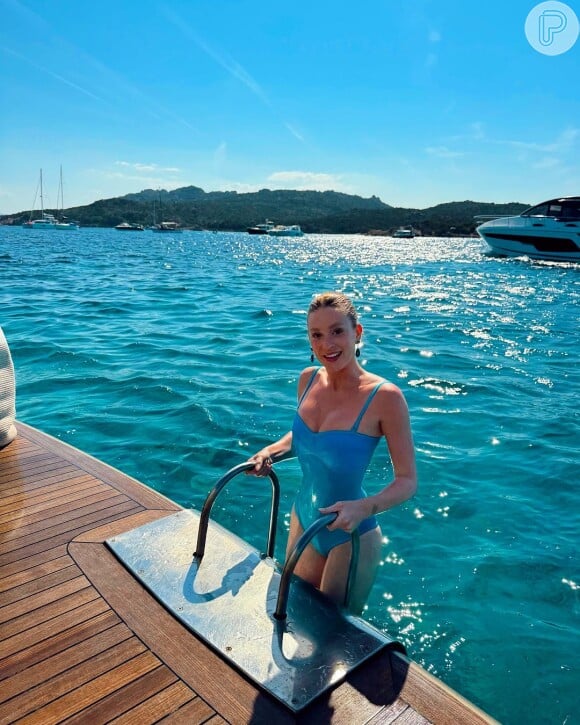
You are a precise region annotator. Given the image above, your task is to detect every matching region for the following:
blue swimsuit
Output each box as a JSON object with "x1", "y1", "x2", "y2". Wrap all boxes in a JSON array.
[{"x1": 292, "y1": 369, "x2": 384, "y2": 556}]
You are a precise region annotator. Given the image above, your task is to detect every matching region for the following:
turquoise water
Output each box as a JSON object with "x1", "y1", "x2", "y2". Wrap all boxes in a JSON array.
[{"x1": 1, "y1": 226, "x2": 578, "y2": 724}]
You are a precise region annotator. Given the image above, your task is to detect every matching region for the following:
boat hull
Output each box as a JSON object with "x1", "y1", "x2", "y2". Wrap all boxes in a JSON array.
[
  {"x1": 115, "y1": 223, "x2": 145, "y2": 231},
  {"x1": 477, "y1": 221, "x2": 580, "y2": 262},
  {"x1": 268, "y1": 225, "x2": 304, "y2": 237}
]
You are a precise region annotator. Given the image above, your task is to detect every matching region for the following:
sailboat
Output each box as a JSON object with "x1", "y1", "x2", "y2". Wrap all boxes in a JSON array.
[
  {"x1": 22, "y1": 169, "x2": 57, "y2": 229},
  {"x1": 22, "y1": 168, "x2": 79, "y2": 229},
  {"x1": 55, "y1": 166, "x2": 79, "y2": 230},
  {"x1": 151, "y1": 190, "x2": 182, "y2": 232}
]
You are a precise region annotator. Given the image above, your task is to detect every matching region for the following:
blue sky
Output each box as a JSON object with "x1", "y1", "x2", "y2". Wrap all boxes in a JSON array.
[{"x1": 1, "y1": 0, "x2": 578, "y2": 214}]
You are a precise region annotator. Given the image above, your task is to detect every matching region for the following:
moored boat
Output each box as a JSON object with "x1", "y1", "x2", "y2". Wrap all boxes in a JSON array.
[
  {"x1": 392, "y1": 226, "x2": 414, "y2": 238},
  {"x1": 247, "y1": 220, "x2": 275, "y2": 234},
  {"x1": 22, "y1": 169, "x2": 57, "y2": 229},
  {"x1": 115, "y1": 222, "x2": 145, "y2": 231},
  {"x1": 267, "y1": 224, "x2": 304, "y2": 237},
  {"x1": 152, "y1": 221, "x2": 182, "y2": 233},
  {"x1": 23, "y1": 167, "x2": 79, "y2": 229},
  {"x1": 476, "y1": 196, "x2": 580, "y2": 262},
  {"x1": 23, "y1": 212, "x2": 57, "y2": 229}
]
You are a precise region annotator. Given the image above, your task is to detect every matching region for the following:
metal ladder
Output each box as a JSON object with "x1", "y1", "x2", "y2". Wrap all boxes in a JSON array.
[{"x1": 193, "y1": 457, "x2": 360, "y2": 618}]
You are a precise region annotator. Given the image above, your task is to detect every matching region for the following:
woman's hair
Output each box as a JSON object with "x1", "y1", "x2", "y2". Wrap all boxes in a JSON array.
[{"x1": 308, "y1": 292, "x2": 358, "y2": 328}]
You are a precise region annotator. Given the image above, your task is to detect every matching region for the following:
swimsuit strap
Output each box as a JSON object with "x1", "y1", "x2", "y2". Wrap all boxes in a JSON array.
[
  {"x1": 351, "y1": 381, "x2": 386, "y2": 431},
  {"x1": 298, "y1": 367, "x2": 320, "y2": 407}
]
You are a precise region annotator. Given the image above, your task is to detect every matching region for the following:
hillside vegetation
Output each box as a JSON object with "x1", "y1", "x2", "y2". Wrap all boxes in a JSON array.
[{"x1": 1, "y1": 186, "x2": 530, "y2": 235}]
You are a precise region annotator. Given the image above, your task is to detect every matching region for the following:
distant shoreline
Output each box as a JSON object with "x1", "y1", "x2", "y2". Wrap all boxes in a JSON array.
[{"x1": 0, "y1": 186, "x2": 530, "y2": 237}]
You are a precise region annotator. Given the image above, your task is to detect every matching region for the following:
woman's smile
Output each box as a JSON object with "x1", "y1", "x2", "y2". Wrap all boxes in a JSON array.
[{"x1": 322, "y1": 351, "x2": 342, "y2": 362}]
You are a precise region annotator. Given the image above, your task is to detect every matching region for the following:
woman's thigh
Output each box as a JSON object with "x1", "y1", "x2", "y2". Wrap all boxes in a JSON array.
[
  {"x1": 320, "y1": 526, "x2": 383, "y2": 613},
  {"x1": 286, "y1": 507, "x2": 326, "y2": 589}
]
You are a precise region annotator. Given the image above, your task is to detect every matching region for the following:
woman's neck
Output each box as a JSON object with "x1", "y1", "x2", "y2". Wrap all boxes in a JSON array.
[{"x1": 323, "y1": 362, "x2": 364, "y2": 391}]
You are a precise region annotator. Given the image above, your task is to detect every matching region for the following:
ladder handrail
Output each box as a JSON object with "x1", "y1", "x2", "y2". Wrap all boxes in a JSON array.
[
  {"x1": 274, "y1": 513, "x2": 360, "y2": 620},
  {"x1": 193, "y1": 460, "x2": 281, "y2": 561}
]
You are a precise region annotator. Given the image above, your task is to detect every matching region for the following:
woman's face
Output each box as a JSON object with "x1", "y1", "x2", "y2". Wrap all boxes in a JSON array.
[{"x1": 308, "y1": 307, "x2": 362, "y2": 368}]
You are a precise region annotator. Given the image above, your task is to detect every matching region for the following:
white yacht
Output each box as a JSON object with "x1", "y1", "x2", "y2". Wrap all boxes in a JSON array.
[
  {"x1": 247, "y1": 220, "x2": 275, "y2": 235},
  {"x1": 392, "y1": 227, "x2": 414, "y2": 238},
  {"x1": 476, "y1": 197, "x2": 580, "y2": 262},
  {"x1": 267, "y1": 224, "x2": 304, "y2": 237}
]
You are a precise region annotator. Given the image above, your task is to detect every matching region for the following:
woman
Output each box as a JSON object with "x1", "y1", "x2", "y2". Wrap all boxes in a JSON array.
[{"x1": 248, "y1": 291, "x2": 417, "y2": 612}]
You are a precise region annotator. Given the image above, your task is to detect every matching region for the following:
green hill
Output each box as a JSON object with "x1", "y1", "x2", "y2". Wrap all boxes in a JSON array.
[{"x1": 1, "y1": 185, "x2": 530, "y2": 235}]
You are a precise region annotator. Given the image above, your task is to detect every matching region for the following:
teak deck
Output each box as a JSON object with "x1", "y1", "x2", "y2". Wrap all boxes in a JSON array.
[{"x1": 0, "y1": 423, "x2": 497, "y2": 724}]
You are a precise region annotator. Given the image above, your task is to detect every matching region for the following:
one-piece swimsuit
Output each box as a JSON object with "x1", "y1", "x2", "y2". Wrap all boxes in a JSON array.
[{"x1": 292, "y1": 368, "x2": 384, "y2": 556}]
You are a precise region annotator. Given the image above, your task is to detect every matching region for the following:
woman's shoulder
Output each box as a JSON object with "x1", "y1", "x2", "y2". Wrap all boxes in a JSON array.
[
  {"x1": 299, "y1": 365, "x2": 319, "y2": 379},
  {"x1": 374, "y1": 380, "x2": 409, "y2": 413},
  {"x1": 296, "y1": 366, "x2": 319, "y2": 396}
]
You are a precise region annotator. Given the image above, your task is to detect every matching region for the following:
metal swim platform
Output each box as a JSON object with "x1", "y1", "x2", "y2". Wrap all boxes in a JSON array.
[{"x1": 106, "y1": 460, "x2": 405, "y2": 712}]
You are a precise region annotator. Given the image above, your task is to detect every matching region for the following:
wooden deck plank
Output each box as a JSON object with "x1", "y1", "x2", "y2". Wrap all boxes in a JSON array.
[
  {"x1": 0, "y1": 599, "x2": 112, "y2": 666},
  {"x1": 391, "y1": 653, "x2": 490, "y2": 725},
  {"x1": 107, "y1": 682, "x2": 199, "y2": 725},
  {"x1": 21, "y1": 655, "x2": 162, "y2": 725},
  {"x1": 364, "y1": 699, "x2": 411, "y2": 724},
  {"x1": 0, "y1": 501, "x2": 144, "y2": 562},
  {"x1": 0, "y1": 544, "x2": 69, "y2": 581},
  {"x1": 0, "y1": 622, "x2": 133, "y2": 704},
  {"x1": 0, "y1": 644, "x2": 155, "y2": 724},
  {"x1": 0, "y1": 586, "x2": 100, "y2": 641},
  {"x1": 0, "y1": 453, "x2": 63, "y2": 480},
  {"x1": 390, "y1": 707, "x2": 430, "y2": 724},
  {"x1": 0, "y1": 461, "x2": 86, "y2": 488},
  {"x1": 1, "y1": 493, "x2": 133, "y2": 541},
  {"x1": 156, "y1": 696, "x2": 217, "y2": 724},
  {"x1": 0, "y1": 563, "x2": 81, "y2": 606},
  {"x1": 0, "y1": 553, "x2": 72, "y2": 592},
  {"x1": 0, "y1": 575, "x2": 91, "y2": 624},
  {"x1": 0, "y1": 474, "x2": 101, "y2": 510},
  {"x1": 0, "y1": 484, "x2": 120, "y2": 527},
  {"x1": 58, "y1": 663, "x2": 180, "y2": 725}
]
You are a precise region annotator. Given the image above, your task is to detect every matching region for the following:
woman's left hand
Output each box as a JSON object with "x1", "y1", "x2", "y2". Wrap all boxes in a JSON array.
[{"x1": 319, "y1": 499, "x2": 372, "y2": 533}]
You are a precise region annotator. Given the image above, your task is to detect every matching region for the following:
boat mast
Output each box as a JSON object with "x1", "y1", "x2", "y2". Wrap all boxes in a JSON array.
[
  {"x1": 39, "y1": 169, "x2": 44, "y2": 219},
  {"x1": 58, "y1": 166, "x2": 64, "y2": 218}
]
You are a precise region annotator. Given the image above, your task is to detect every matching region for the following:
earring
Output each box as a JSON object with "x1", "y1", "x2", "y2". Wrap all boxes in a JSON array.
[
  {"x1": 310, "y1": 350, "x2": 314, "y2": 363},
  {"x1": 355, "y1": 341, "x2": 361, "y2": 358}
]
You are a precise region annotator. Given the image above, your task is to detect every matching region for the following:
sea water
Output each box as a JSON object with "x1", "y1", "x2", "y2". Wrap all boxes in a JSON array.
[{"x1": 1, "y1": 226, "x2": 578, "y2": 724}]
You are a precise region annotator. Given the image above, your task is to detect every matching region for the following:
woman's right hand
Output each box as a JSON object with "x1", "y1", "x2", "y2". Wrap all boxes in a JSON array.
[{"x1": 246, "y1": 450, "x2": 274, "y2": 476}]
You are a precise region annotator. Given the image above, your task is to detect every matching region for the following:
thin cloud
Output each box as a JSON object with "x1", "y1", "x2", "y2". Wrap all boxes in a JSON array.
[
  {"x1": 268, "y1": 171, "x2": 345, "y2": 190},
  {"x1": 532, "y1": 157, "x2": 560, "y2": 169},
  {"x1": 115, "y1": 161, "x2": 182, "y2": 173},
  {"x1": 425, "y1": 146, "x2": 465, "y2": 158},
  {"x1": 161, "y1": 7, "x2": 305, "y2": 143},
  {"x1": 213, "y1": 142, "x2": 227, "y2": 166},
  {"x1": 162, "y1": 8, "x2": 271, "y2": 107},
  {"x1": 105, "y1": 171, "x2": 183, "y2": 188},
  {"x1": 1, "y1": 45, "x2": 106, "y2": 103},
  {"x1": 502, "y1": 128, "x2": 579, "y2": 153},
  {"x1": 2, "y1": 2, "x2": 198, "y2": 132},
  {"x1": 285, "y1": 123, "x2": 305, "y2": 142},
  {"x1": 471, "y1": 122, "x2": 485, "y2": 140}
]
